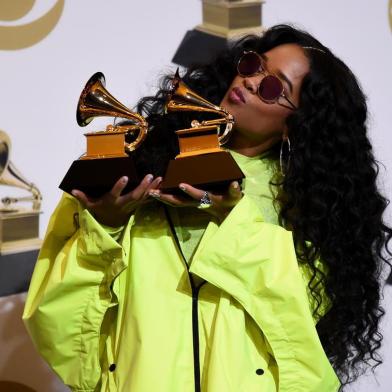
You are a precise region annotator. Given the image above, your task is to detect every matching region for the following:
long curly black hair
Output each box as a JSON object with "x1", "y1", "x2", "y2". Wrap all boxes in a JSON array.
[{"x1": 133, "y1": 24, "x2": 392, "y2": 387}]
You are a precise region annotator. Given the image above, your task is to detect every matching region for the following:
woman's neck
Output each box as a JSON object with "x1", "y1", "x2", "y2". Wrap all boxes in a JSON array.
[{"x1": 226, "y1": 133, "x2": 280, "y2": 157}]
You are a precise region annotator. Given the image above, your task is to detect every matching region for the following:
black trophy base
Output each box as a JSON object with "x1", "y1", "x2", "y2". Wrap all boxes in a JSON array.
[
  {"x1": 160, "y1": 151, "x2": 244, "y2": 193},
  {"x1": 172, "y1": 29, "x2": 227, "y2": 67},
  {"x1": 0, "y1": 248, "x2": 40, "y2": 296},
  {"x1": 59, "y1": 156, "x2": 141, "y2": 198}
]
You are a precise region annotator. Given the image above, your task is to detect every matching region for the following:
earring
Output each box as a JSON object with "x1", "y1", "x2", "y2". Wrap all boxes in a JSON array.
[{"x1": 279, "y1": 136, "x2": 291, "y2": 176}]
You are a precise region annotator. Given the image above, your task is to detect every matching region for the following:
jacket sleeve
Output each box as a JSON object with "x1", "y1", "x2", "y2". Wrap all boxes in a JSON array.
[
  {"x1": 189, "y1": 195, "x2": 341, "y2": 392},
  {"x1": 22, "y1": 193, "x2": 131, "y2": 391}
]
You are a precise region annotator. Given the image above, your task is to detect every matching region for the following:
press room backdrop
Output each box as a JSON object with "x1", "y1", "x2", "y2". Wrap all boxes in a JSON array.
[{"x1": 0, "y1": 1, "x2": 391, "y2": 391}]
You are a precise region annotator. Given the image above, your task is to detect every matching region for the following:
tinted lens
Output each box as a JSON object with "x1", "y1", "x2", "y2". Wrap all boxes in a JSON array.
[
  {"x1": 237, "y1": 52, "x2": 261, "y2": 76},
  {"x1": 258, "y1": 75, "x2": 283, "y2": 101}
]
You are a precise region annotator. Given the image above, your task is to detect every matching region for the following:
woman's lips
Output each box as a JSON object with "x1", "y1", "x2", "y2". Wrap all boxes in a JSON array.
[{"x1": 228, "y1": 87, "x2": 246, "y2": 104}]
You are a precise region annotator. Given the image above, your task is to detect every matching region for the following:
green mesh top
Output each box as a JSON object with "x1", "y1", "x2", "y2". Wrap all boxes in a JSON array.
[{"x1": 168, "y1": 150, "x2": 280, "y2": 263}]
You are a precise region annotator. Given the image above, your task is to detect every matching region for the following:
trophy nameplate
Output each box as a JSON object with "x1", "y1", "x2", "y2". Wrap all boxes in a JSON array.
[{"x1": 59, "y1": 72, "x2": 148, "y2": 198}]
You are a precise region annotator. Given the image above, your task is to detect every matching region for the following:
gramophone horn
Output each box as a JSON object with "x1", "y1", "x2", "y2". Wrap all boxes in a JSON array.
[
  {"x1": 76, "y1": 72, "x2": 148, "y2": 152},
  {"x1": 0, "y1": 131, "x2": 41, "y2": 211},
  {"x1": 165, "y1": 72, "x2": 234, "y2": 145}
]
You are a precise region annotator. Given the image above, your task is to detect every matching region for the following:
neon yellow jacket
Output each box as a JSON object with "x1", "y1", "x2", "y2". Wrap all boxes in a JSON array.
[{"x1": 23, "y1": 155, "x2": 340, "y2": 392}]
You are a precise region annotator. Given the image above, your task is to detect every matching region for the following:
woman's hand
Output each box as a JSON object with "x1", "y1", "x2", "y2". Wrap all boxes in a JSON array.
[
  {"x1": 71, "y1": 174, "x2": 162, "y2": 227},
  {"x1": 149, "y1": 181, "x2": 243, "y2": 222}
]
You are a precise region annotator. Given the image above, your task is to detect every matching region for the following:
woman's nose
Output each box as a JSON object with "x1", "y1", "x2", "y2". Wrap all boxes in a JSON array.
[{"x1": 243, "y1": 75, "x2": 261, "y2": 94}]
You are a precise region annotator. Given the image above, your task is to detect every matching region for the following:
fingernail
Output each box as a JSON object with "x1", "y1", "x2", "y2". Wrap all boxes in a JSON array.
[
  {"x1": 232, "y1": 181, "x2": 239, "y2": 189},
  {"x1": 146, "y1": 174, "x2": 153, "y2": 183},
  {"x1": 157, "y1": 177, "x2": 163, "y2": 184},
  {"x1": 122, "y1": 176, "x2": 128, "y2": 184},
  {"x1": 71, "y1": 190, "x2": 78, "y2": 197},
  {"x1": 179, "y1": 184, "x2": 186, "y2": 191}
]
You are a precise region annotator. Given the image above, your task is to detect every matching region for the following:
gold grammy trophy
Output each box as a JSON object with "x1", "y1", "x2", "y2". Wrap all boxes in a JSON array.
[
  {"x1": 59, "y1": 72, "x2": 148, "y2": 197},
  {"x1": 160, "y1": 73, "x2": 244, "y2": 192},
  {"x1": 0, "y1": 131, "x2": 42, "y2": 254}
]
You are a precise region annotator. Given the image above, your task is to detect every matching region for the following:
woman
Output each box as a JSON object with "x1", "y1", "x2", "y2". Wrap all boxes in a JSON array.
[{"x1": 23, "y1": 25, "x2": 391, "y2": 391}]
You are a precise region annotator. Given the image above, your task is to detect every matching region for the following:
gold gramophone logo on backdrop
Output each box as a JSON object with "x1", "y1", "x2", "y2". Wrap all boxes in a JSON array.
[{"x1": 0, "y1": 0, "x2": 64, "y2": 50}]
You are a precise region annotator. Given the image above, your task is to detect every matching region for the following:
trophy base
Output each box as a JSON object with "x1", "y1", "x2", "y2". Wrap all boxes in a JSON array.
[
  {"x1": 172, "y1": 29, "x2": 227, "y2": 68},
  {"x1": 59, "y1": 156, "x2": 141, "y2": 198},
  {"x1": 160, "y1": 151, "x2": 244, "y2": 193},
  {"x1": 0, "y1": 210, "x2": 40, "y2": 255}
]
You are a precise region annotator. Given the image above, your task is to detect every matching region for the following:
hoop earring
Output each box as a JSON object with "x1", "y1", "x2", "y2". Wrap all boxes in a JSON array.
[{"x1": 280, "y1": 137, "x2": 291, "y2": 176}]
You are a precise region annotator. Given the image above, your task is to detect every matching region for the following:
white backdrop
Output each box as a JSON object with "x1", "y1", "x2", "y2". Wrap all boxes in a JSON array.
[{"x1": 0, "y1": 1, "x2": 391, "y2": 391}]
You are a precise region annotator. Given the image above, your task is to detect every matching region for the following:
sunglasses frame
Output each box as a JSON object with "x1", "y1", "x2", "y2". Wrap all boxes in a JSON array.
[{"x1": 237, "y1": 51, "x2": 298, "y2": 111}]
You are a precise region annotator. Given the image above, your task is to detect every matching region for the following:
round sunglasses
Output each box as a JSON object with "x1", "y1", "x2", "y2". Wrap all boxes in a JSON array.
[{"x1": 236, "y1": 51, "x2": 297, "y2": 110}]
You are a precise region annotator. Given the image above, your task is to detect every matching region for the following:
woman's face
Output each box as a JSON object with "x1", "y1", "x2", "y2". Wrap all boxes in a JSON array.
[{"x1": 220, "y1": 43, "x2": 310, "y2": 152}]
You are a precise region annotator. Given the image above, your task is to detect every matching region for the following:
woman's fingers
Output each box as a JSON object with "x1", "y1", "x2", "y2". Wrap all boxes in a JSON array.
[
  {"x1": 120, "y1": 174, "x2": 155, "y2": 204},
  {"x1": 69, "y1": 175, "x2": 164, "y2": 227},
  {"x1": 145, "y1": 176, "x2": 163, "y2": 194},
  {"x1": 228, "y1": 181, "x2": 242, "y2": 201},
  {"x1": 72, "y1": 176, "x2": 129, "y2": 207},
  {"x1": 179, "y1": 181, "x2": 242, "y2": 203},
  {"x1": 72, "y1": 177, "x2": 242, "y2": 225},
  {"x1": 149, "y1": 189, "x2": 196, "y2": 207},
  {"x1": 71, "y1": 189, "x2": 90, "y2": 206},
  {"x1": 72, "y1": 175, "x2": 160, "y2": 207},
  {"x1": 73, "y1": 179, "x2": 242, "y2": 210},
  {"x1": 150, "y1": 183, "x2": 211, "y2": 208},
  {"x1": 109, "y1": 176, "x2": 129, "y2": 199},
  {"x1": 178, "y1": 183, "x2": 205, "y2": 201},
  {"x1": 177, "y1": 181, "x2": 243, "y2": 221},
  {"x1": 133, "y1": 174, "x2": 154, "y2": 199}
]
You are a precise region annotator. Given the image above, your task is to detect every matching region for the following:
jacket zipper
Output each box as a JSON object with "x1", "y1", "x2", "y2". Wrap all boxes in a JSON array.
[
  {"x1": 189, "y1": 275, "x2": 205, "y2": 392},
  {"x1": 164, "y1": 206, "x2": 206, "y2": 392}
]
